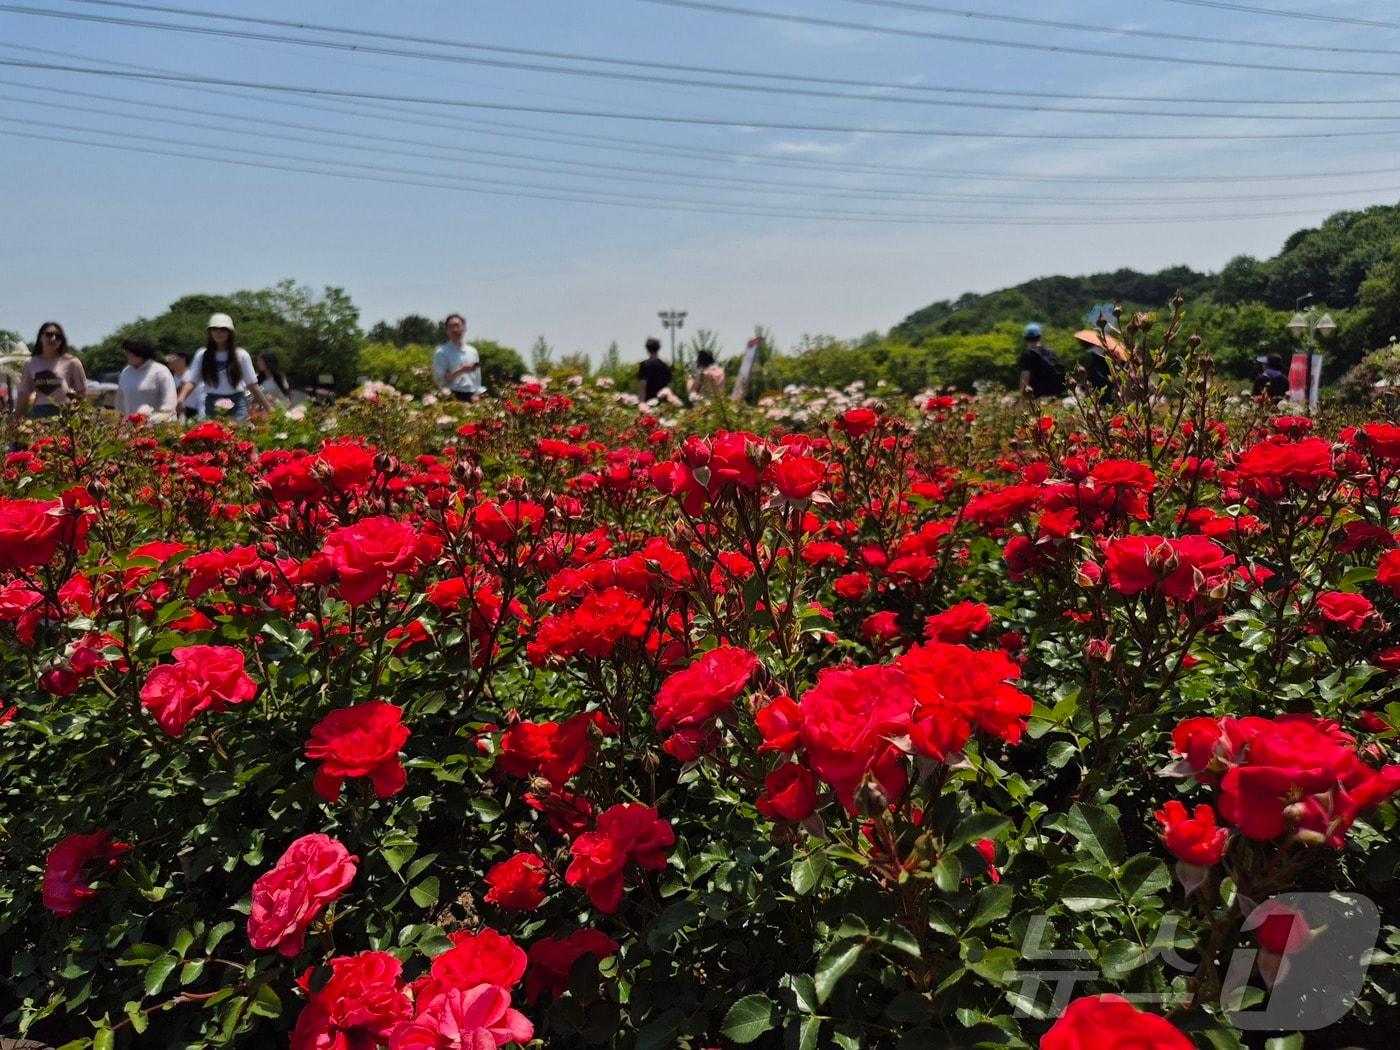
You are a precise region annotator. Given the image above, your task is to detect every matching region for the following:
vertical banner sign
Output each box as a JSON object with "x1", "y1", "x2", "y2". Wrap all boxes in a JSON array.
[
  {"x1": 1288, "y1": 354, "x2": 1308, "y2": 404},
  {"x1": 732, "y1": 337, "x2": 761, "y2": 402},
  {"x1": 1309, "y1": 354, "x2": 1324, "y2": 413}
]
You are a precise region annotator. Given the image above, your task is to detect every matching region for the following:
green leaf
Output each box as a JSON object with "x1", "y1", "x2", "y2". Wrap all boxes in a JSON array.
[
  {"x1": 791, "y1": 852, "x2": 826, "y2": 896},
  {"x1": 409, "y1": 877, "x2": 440, "y2": 908},
  {"x1": 720, "y1": 994, "x2": 778, "y2": 1044},
  {"x1": 249, "y1": 982, "x2": 282, "y2": 1019},
  {"x1": 795, "y1": 1016, "x2": 822, "y2": 1050},
  {"x1": 205, "y1": 920, "x2": 235, "y2": 954},
  {"x1": 1060, "y1": 874, "x2": 1118, "y2": 912},
  {"x1": 1118, "y1": 854, "x2": 1170, "y2": 902},
  {"x1": 885, "y1": 991, "x2": 934, "y2": 1024},
  {"x1": 144, "y1": 955, "x2": 179, "y2": 996},
  {"x1": 470, "y1": 796, "x2": 504, "y2": 822},
  {"x1": 814, "y1": 940, "x2": 864, "y2": 1005},
  {"x1": 119, "y1": 943, "x2": 165, "y2": 965},
  {"x1": 933, "y1": 854, "x2": 961, "y2": 893},
  {"x1": 1264, "y1": 1036, "x2": 1305, "y2": 1050},
  {"x1": 1067, "y1": 802, "x2": 1126, "y2": 866},
  {"x1": 965, "y1": 883, "x2": 1014, "y2": 931},
  {"x1": 947, "y1": 812, "x2": 1011, "y2": 853},
  {"x1": 94, "y1": 1029, "x2": 115, "y2": 1050}
]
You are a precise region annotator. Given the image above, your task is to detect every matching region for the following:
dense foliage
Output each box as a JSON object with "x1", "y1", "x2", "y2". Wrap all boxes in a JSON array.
[{"x1": 4, "y1": 303, "x2": 1399, "y2": 1049}]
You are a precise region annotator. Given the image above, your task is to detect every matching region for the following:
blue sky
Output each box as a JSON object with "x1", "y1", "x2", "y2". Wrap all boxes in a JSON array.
[{"x1": 5, "y1": 0, "x2": 1399, "y2": 361}]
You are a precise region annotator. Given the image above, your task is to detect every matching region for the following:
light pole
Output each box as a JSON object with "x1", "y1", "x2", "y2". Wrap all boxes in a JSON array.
[
  {"x1": 1286, "y1": 294, "x2": 1337, "y2": 413},
  {"x1": 658, "y1": 309, "x2": 687, "y2": 366}
]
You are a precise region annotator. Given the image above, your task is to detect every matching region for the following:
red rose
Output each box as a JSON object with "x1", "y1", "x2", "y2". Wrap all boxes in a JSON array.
[
  {"x1": 496, "y1": 710, "x2": 616, "y2": 788},
  {"x1": 0, "y1": 491, "x2": 90, "y2": 570},
  {"x1": 756, "y1": 763, "x2": 818, "y2": 821},
  {"x1": 1154, "y1": 800, "x2": 1229, "y2": 866},
  {"x1": 291, "y1": 951, "x2": 411, "y2": 1050},
  {"x1": 140, "y1": 644, "x2": 257, "y2": 736},
  {"x1": 1315, "y1": 591, "x2": 1382, "y2": 632},
  {"x1": 1042, "y1": 994, "x2": 1192, "y2": 1050},
  {"x1": 566, "y1": 804, "x2": 674, "y2": 913},
  {"x1": 1233, "y1": 437, "x2": 1334, "y2": 499},
  {"x1": 412, "y1": 928, "x2": 526, "y2": 1011},
  {"x1": 321, "y1": 516, "x2": 431, "y2": 607},
  {"x1": 756, "y1": 696, "x2": 801, "y2": 754},
  {"x1": 484, "y1": 853, "x2": 548, "y2": 911},
  {"x1": 42, "y1": 830, "x2": 131, "y2": 917},
  {"x1": 923, "y1": 601, "x2": 991, "y2": 643},
  {"x1": 797, "y1": 664, "x2": 914, "y2": 806},
  {"x1": 248, "y1": 834, "x2": 358, "y2": 957},
  {"x1": 975, "y1": 838, "x2": 1000, "y2": 883},
  {"x1": 833, "y1": 572, "x2": 870, "y2": 600},
  {"x1": 898, "y1": 642, "x2": 1032, "y2": 759},
  {"x1": 835, "y1": 408, "x2": 878, "y2": 438},
  {"x1": 652, "y1": 646, "x2": 760, "y2": 735},
  {"x1": 766, "y1": 454, "x2": 827, "y2": 500},
  {"x1": 1350, "y1": 421, "x2": 1400, "y2": 461},
  {"x1": 859, "y1": 610, "x2": 902, "y2": 646},
  {"x1": 1377, "y1": 549, "x2": 1400, "y2": 599},
  {"x1": 472, "y1": 500, "x2": 546, "y2": 544},
  {"x1": 525, "y1": 929, "x2": 620, "y2": 1003},
  {"x1": 390, "y1": 984, "x2": 533, "y2": 1050},
  {"x1": 305, "y1": 700, "x2": 411, "y2": 802},
  {"x1": 1247, "y1": 900, "x2": 1311, "y2": 956}
]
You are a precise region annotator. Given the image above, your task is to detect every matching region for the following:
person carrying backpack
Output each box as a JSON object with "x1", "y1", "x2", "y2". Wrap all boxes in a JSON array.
[{"x1": 1019, "y1": 323, "x2": 1067, "y2": 399}]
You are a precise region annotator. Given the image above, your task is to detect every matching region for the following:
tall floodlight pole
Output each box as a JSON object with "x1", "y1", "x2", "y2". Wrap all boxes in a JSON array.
[
  {"x1": 1286, "y1": 294, "x2": 1336, "y2": 414},
  {"x1": 658, "y1": 310, "x2": 687, "y2": 366}
]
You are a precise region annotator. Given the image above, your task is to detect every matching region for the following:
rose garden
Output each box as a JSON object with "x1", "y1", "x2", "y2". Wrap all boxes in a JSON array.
[{"x1": 2, "y1": 305, "x2": 1398, "y2": 1048}]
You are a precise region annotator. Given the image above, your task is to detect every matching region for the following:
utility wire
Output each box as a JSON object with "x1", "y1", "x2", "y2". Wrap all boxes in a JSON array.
[
  {"x1": 9, "y1": 41, "x2": 1400, "y2": 188},
  {"x1": 55, "y1": 0, "x2": 1400, "y2": 105},
  {"x1": 9, "y1": 84, "x2": 1400, "y2": 209},
  {"x1": 1153, "y1": 0, "x2": 1400, "y2": 32},
  {"x1": 6, "y1": 57, "x2": 1400, "y2": 140},
  {"x1": 4, "y1": 2, "x2": 1399, "y2": 120},
  {"x1": 828, "y1": 0, "x2": 1400, "y2": 56},
  {"x1": 0, "y1": 120, "x2": 1356, "y2": 227},
  {"x1": 635, "y1": 0, "x2": 1400, "y2": 78}
]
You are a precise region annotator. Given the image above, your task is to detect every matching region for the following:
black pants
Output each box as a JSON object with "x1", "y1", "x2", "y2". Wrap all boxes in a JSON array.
[{"x1": 451, "y1": 391, "x2": 477, "y2": 403}]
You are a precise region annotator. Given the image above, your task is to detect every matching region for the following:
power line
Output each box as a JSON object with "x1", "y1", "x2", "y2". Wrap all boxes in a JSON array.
[
  {"x1": 6, "y1": 57, "x2": 1400, "y2": 140},
  {"x1": 830, "y1": 0, "x2": 1400, "y2": 56},
  {"x1": 5, "y1": 2, "x2": 1398, "y2": 120},
  {"x1": 635, "y1": 0, "x2": 1400, "y2": 78},
  {"x1": 1153, "y1": 0, "x2": 1400, "y2": 31},
  {"x1": 11, "y1": 84, "x2": 1400, "y2": 209},
  {"x1": 9, "y1": 41, "x2": 1400, "y2": 188},
  {"x1": 54, "y1": 0, "x2": 1400, "y2": 106},
  {"x1": 0, "y1": 119, "x2": 1362, "y2": 227}
]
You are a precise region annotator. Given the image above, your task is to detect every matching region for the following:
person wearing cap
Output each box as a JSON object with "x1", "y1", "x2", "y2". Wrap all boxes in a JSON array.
[
  {"x1": 115, "y1": 338, "x2": 178, "y2": 420},
  {"x1": 178, "y1": 313, "x2": 271, "y2": 422},
  {"x1": 432, "y1": 313, "x2": 483, "y2": 402},
  {"x1": 1252, "y1": 354, "x2": 1289, "y2": 400},
  {"x1": 1018, "y1": 323, "x2": 1067, "y2": 399}
]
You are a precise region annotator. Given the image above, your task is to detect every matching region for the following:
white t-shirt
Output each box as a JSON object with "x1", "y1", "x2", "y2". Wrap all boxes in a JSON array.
[
  {"x1": 260, "y1": 376, "x2": 292, "y2": 406},
  {"x1": 188, "y1": 346, "x2": 259, "y2": 396},
  {"x1": 432, "y1": 341, "x2": 483, "y2": 395},
  {"x1": 179, "y1": 375, "x2": 206, "y2": 416},
  {"x1": 116, "y1": 360, "x2": 178, "y2": 418}
]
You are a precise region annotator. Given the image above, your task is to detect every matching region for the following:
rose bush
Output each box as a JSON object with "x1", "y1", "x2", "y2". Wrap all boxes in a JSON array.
[{"x1": 0, "y1": 303, "x2": 1397, "y2": 1047}]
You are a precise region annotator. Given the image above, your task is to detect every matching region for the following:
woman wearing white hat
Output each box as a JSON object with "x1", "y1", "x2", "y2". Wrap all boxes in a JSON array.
[{"x1": 178, "y1": 313, "x2": 271, "y2": 422}]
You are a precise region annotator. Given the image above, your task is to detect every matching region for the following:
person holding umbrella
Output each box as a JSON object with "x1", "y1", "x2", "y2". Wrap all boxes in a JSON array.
[{"x1": 1073, "y1": 328, "x2": 1126, "y2": 404}]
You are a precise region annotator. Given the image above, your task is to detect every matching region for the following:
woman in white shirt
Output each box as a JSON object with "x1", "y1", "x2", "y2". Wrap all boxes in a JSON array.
[
  {"x1": 166, "y1": 349, "x2": 204, "y2": 420},
  {"x1": 177, "y1": 313, "x2": 271, "y2": 423},
  {"x1": 115, "y1": 338, "x2": 178, "y2": 420}
]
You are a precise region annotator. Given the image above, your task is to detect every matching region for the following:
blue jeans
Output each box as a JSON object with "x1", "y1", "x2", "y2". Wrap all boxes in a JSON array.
[
  {"x1": 205, "y1": 391, "x2": 249, "y2": 422},
  {"x1": 30, "y1": 403, "x2": 60, "y2": 419}
]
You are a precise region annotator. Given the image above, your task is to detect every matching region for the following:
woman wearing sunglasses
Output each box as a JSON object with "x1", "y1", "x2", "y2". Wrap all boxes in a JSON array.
[{"x1": 17, "y1": 322, "x2": 87, "y2": 419}]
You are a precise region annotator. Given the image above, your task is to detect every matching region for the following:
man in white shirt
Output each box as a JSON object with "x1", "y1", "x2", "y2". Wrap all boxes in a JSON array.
[{"x1": 432, "y1": 313, "x2": 483, "y2": 402}]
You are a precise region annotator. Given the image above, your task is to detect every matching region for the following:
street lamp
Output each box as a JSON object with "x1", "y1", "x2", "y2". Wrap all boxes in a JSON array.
[
  {"x1": 658, "y1": 309, "x2": 687, "y2": 366},
  {"x1": 1285, "y1": 294, "x2": 1336, "y2": 413}
]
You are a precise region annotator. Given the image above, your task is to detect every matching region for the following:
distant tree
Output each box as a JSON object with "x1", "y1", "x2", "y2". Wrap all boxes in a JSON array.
[
  {"x1": 682, "y1": 328, "x2": 723, "y2": 368},
  {"x1": 368, "y1": 314, "x2": 439, "y2": 347},
  {"x1": 557, "y1": 351, "x2": 591, "y2": 377},
  {"x1": 599, "y1": 340, "x2": 621, "y2": 374},
  {"x1": 529, "y1": 335, "x2": 554, "y2": 373},
  {"x1": 264, "y1": 281, "x2": 364, "y2": 394},
  {"x1": 476, "y1": 339, "x2": 526, "y2": 387}
]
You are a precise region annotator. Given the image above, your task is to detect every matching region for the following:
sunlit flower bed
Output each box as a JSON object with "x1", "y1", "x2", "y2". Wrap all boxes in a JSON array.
[{"x1": 3, "y1": 315, "x2": 1399, "y2": 1048}]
